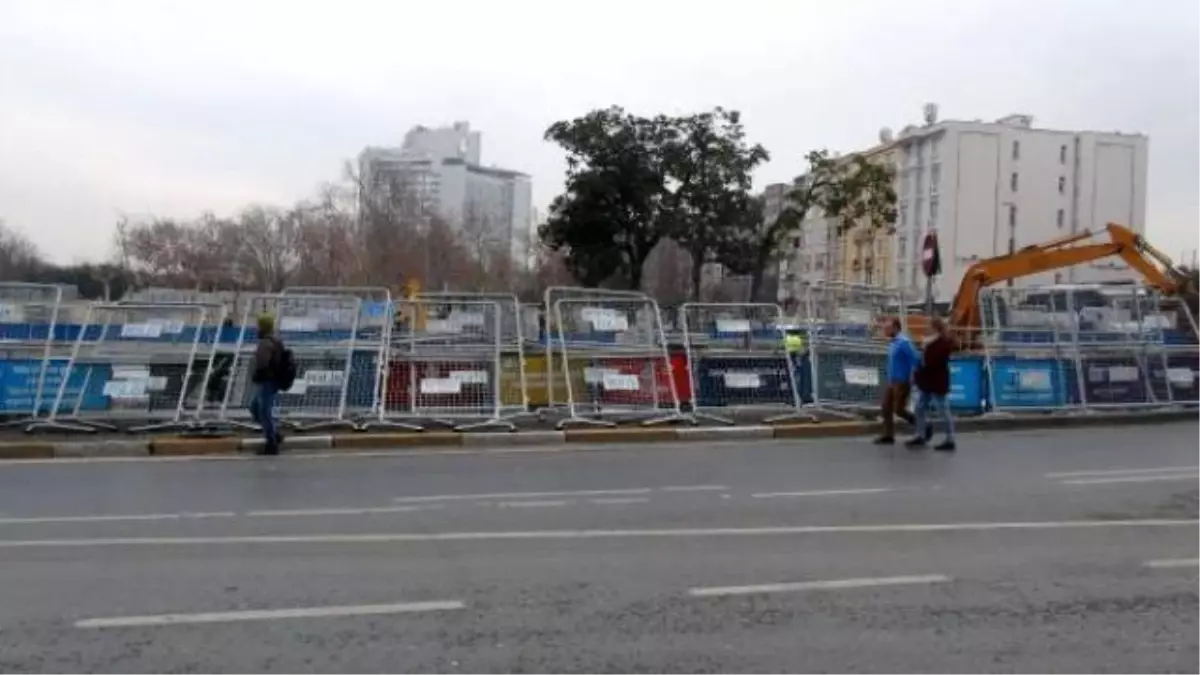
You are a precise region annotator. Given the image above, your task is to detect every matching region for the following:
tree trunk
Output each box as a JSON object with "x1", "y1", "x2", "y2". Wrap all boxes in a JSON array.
[
  {"x1": 689, "y1": 250, "x2": 704, "y2": 302},
  {"x1": 748, "y1": 268, "x2": 764, "y2": 303}
]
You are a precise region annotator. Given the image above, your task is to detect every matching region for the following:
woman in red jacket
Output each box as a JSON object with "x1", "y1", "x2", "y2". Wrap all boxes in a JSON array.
[{"x1": 907, "y1": 317, "x2": 957, "y2": 452}]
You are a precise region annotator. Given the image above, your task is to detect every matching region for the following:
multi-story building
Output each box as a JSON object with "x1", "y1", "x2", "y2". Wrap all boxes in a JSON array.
[
  {"x1": 777, "y1": 106, "x2": 1149, "y2": 306},
  {"x1": 358, "y1": 121, "x2": 533, "y2": 268}
]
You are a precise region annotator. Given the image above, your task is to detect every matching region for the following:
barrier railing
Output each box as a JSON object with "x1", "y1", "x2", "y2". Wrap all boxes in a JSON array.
[
  {"x1": 549, "y1": 293, "x2": 686, "y2": 428},
  {"x1": 1152, "y1": 300, "x2": 1199, "y2": 408},
  {"x1": 282, "y1": 286, "x2": 393, "y2": 425},
  {"x1": 374, "y1": 297, "x2": 511, "y2": 432},
  {"x1": 0, "y1": 283, "x2": 66, "y2": 427},
  {"x1": 420, "y1": 291, "x2": 531, "y2": 423},
  {"x1": 680, "y1": 302, "x2": 810, "y2": 424},
  {"x1": 218, "y1": 293, "x2": 363, "y2": 432},
  {"x1": 27, "y1": 302, "x2": 225, "y2": 434}
]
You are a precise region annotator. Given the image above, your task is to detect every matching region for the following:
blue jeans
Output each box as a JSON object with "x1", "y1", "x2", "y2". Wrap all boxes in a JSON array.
[
  {"x1": 915, "y1": 389, "x2": 955, "y2": 442},
  {"x1": 249, "y1": 383, "x2": 280, "y2": 449}
]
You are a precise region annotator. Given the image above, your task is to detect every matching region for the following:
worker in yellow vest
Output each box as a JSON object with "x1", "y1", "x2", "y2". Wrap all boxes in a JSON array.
[{"x1": 784, "y1": 327, "x2": 805, "y2": 355}]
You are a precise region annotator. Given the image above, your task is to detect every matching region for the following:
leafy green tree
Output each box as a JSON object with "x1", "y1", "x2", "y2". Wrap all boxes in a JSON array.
[
  {"x1": 663, "y1": 108, "x2": 768, "y2": 300},
  {"x1": 540, "y1": 107, "x2": 673, "y2": 290},
  {"x1": 716, "y1": 149, "x2": 897, "y2": 301}
]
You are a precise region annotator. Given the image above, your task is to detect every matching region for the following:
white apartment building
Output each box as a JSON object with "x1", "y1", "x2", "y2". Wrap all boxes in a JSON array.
[
  {"x1": 358, "y1": 121, "x2": 534, "y2": 268},
  {"x1": 778, "y1": 107, "x2": 1149, "y2": 305}
]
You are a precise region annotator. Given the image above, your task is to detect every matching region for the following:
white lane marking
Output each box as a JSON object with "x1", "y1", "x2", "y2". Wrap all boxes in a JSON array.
[
  {"x1": 659, "y1": 485, "x2": 728, "y2": 492},
  {"x1": 395, "y1": 488, "x2": 652, "y2": 503},
  {"x1": 0, "y1": 511, "x2": 237, "y2": 526},
  {"x1": 1059, "y1": 473, "x2": 1199, "y2": 486},
  {"x1": 589, "y1": 497, "x2": 650, "y2": 505},
  {"x1": 1045, "y1": 465, "x2": 1200, "y2": 478},
  {"x1": 76, "y1": 600, "x2": 465, "y2": 629},
  {"x1": 751, "y1": 488, "x2": 893, "y2": 499},
  {"x1": 2, "y1": 519, "x2": 1193, "y2": 549},
  {"x1": 495, "y1": 500, "x2": 570, "y2": 508},
  {"x1": 244, "y1": 505, "x2": 441, "y2": 518},
  {"x1": 1144, "y1": 558, "x2": 1200, "y2": 569},
  {"x1": 689, "y1": 574, "x2": 951, "y2": 598}
]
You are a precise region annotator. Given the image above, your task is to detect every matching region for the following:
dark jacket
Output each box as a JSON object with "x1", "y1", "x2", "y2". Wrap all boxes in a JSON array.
[
  {"x1": 252, "y1": 335, "x2": 282, "y2": 385},
  {"x1": 915, "y1": 334, "x2": 955, "y2": 396}
]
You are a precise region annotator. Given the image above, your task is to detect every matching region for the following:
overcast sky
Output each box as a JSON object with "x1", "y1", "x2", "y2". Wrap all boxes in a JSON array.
[{"x1": 1, "y1": 0, "x2": 1196, "y2": 264}]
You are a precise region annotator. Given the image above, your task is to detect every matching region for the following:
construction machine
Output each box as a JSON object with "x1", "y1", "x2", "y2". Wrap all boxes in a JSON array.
[{"x1": 905, "y1": 223, "x2": 1196, "y2": 347}]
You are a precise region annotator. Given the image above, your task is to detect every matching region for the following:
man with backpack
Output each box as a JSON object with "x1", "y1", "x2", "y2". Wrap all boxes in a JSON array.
[{"x1": 250, "y1": 313, "x2": 295, "y2": 456}]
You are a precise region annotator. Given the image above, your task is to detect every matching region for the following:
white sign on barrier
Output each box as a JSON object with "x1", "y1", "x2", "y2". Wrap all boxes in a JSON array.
[
  {"x1": 426, "y1": 319, "x2": 457, "y2": 334},
  {"x1": 583, "y1": 367, "x2": 615, "y2": 384},
  {"x1": 1168, "y1": 368, "x2": 1196, "y2": 386},
  {"x1": 723, "y1": 372, "x2": 762, "y2": 389},
  {"x1": 420, "y1": 378, "x2": 462, "y2": 395},
  {"x1": 450, "y1": 370, "x2": 488, "y2": 385},
  {"x1": 581, "y1": 307, "x2": 628, "y2": 332},
  {"x1": 304, "y1": 370, "x2": 344, "y2": 387},
  {"x1": 1019, "y1": 370, "x2": 1052, "y2": 391},
  {"x1": 104, "y1": 380, "x2": 147, "y2": 399},
  {"x1": 282, "y1": 380, "x2": 309, "y2": 396},
  {"x1": 280, "y1": 317, "x2": 321, "y2": 333},
  {"x1": 715, "y1": 319, "x2": 752, "y2": 333},
  {"x1": 121, "y1": 323, "x2": 163, "y2": 338},
  {"x1": 148, "y1": 318, "x2": 185, "y2": 334},
  {"x1": 843, "y1": 367, "x2": 880, "y2": 387},
  {"x1": 0, "y1": 303, "x2": 22, "y2": 322},
  {"x1": 449, "y1": 311, "x2": 486, "y2": 327},
  {"x1": 836, "y1": 307, "x2": 873, "y2": 324},
  {"x1": 1107, "y1": 366, "x2": 1139, "y2": 383},
  {"x1": 601, "y1": 372, "x2": 640, "y2": 391}
]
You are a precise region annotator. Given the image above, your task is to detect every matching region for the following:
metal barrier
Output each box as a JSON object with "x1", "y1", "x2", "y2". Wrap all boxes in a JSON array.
[
  {"x1": 1152, "y1": 297, "x2": 1199, "y2": 408},
  {"x1": 281, "y1": 286, "x2": 393, "y2": 425},
  {"x1": 979, "y1": 287, "x2": 1083, "y2": 415},
  {"x1": 541, "y1": 286, "x2": 650, "y2": 420},
  {"x1": 420, "y1": 292, "x2": 531, "y2": 423},
  {"x1": 218, "y1": 293, "x2": 363, "y2": 432},
  {"x1": 680, "y1": 302, "x2": 809, "y2": 424},
  {"x1": 374, "y1": 297, "x2": 511, "y2": 432},
  {"x1": 802, "y1": 282, "x2": 908, "y2": 419},
  {"x1": 549, "y1": 293, "x2": 687, "y2": 428},
  {"x1": 0, "y1": 283, "x2": 67, "y2": 427},
  {"x1": 28, "y1": 302, "x2": 225, "y2": 433}
]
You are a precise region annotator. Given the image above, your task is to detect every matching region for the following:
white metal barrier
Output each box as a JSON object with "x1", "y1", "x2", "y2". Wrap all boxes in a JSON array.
[
  {"x1": 0, "y1": 283, "x2": 66, "y2": 427},
  {"x1": 802, "y1": 282, "x2": 905, "y2": 419},
  {"x1": 28, "y1": 302, "x2": 224, "y2": 433},
  {"x1": 680, "y1": 302, "x2": 810, "y2": 424},
  {"x1": 979, "y1": 287, "x2": 1084, "y2": 416},
  {"x1": 420, "y1": 291, "x2": 531, "y2": 422},
  {"x1": 218, "y1": 293, "x2": 363, "y2": 432},
  {"x1": 541, "y1": 286, "x2": 650, "y2": 420},
  {"x1": 282, "y1": 286, "x2": 393, "y2": 425},
  {"x1": 550, "y1": 294, "x2": 686, "y2": 428},
  {"x1": 374, "y1": 297, "x2": 511, "y2": 432}
]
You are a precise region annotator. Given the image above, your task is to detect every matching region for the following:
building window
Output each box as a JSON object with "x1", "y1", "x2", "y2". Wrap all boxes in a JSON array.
[
  {"x1": 1056, "y1": 208, "x2": 1065, "y2": 228},
  {"x1": 1009, "y1": 205, "x2": 1018, "y2": 228},
  {"x1": 930, "y1": 137, "x2": 940, "y2": 161},
  {"x1": 930, "y1": 163, "x2": 941, "y2": 192},
  {"x1": 929, "y1": 197, "x2": 939, "y2": 228},
  {"x1": 1058, "y1": 176, "x2": 1066, "y2": 194},
  {"x1": 1012, "y1": 140, "x2": 1020, "y2": 160},
  {"x1": 1010, "y1": 172, "x2": 1019, "y2": 192},
  {"x1": 792, "y1": 237, "x2": 801, "y2": 249},
  {"x1": 1059, "y1": 145, "x2": 1068, "y2": 164},
  {"x1": 898, "y1": 238, "x2": 907, "y2": 257},
  {"x1": 898, "y1": 202, "x2": 907, "y2": 230}
]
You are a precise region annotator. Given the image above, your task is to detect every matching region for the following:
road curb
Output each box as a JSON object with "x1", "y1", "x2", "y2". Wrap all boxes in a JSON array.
[
  {"x1": 675, "y1": 426, "x2": 776, "y2": 441},
  {"x1": 241, "y1": 435, "x2": 334, "y2": 453},
  {"x1": 53, "y1": 439, "x2": 150, "y2": 458},
  {"x1": 0, "y1": 442, "x2": 56, "y2": 459},
  {"x1": 332, "y1": 432, "x2": 464, "y2": 450},
  {"x1": 773, "y1": 421, "x2": 872, "y2": 439},
  {"x1": 461, "y1": 430, "x2": 565, "y2": 447},
  {"x1": 150, "y1": 437, "x2": 242, "y2": 456},
  {"x1": 563, "y1": 427, "x2": 680, "y2": 444}
]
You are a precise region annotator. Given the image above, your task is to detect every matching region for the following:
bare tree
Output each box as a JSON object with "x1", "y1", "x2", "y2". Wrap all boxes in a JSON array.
[{"x1": 0, "y1": 219, "x2": 44, "y2": 281}]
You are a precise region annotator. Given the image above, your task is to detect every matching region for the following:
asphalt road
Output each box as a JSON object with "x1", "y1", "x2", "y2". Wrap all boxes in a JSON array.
[{"x1": 0, "y1": 422, "x2": 1196, "y2": 673}]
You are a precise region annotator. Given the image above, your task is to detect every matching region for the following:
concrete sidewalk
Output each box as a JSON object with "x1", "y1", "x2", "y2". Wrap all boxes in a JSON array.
[{"x1": 0, "y1": 408, "x2": 1192, "y2": 460}]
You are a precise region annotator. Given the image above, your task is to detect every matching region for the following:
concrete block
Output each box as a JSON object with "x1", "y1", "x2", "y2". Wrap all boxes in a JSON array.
[
  {"x1": 675, "y1": 425, "x2": 775, "y2": 442},
  {"x1": 53, "y1": 439, "x2": 151, "y2": 458},
  {"x1": 461, "y1": 430, "x2": 566, "y2": 447}
]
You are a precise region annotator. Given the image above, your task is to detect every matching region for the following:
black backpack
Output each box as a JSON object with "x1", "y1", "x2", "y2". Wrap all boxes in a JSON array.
[{"x1": 273, "y1": 342, "x2": 298, "y2": 391}]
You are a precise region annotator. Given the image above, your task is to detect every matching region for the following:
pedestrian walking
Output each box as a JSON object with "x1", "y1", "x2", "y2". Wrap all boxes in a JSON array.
[
  {"x1": 906, "y1": 317, "x2": 957, "y2": 452},
  {"x1": 875, "y1": 317, "x2": 919, "y2": 445},
  {"x1": 249, "y1": 314, "x2": 294, "y2": 456}
]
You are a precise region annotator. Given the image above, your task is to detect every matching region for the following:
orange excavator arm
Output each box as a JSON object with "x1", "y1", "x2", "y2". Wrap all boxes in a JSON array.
[{"x1": 948, "y1": 223, "x2": 1189, "y2": 333}]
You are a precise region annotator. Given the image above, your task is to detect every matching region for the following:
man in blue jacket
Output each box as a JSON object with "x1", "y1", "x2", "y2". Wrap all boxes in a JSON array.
[{"x1": 876, "y1": 317, "x2": 920, "y2": 445}]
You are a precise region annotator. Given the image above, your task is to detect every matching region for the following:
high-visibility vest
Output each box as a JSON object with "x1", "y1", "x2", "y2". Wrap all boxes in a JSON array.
[{"x1": 784, "y1": 333, "x2": 805, "y2": 353}]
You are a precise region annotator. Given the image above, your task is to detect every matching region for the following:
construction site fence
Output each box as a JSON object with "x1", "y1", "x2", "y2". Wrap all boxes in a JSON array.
[{"x1": 0, "y1": 284, "x2": 1193, "y2": 433}]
